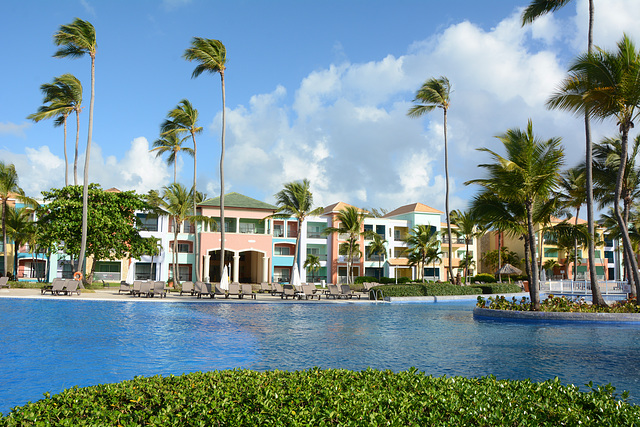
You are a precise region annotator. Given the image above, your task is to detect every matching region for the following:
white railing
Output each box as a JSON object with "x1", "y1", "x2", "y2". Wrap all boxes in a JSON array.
[{"x1": 539, "y1": 280, "x2": 630, "y2": 295}]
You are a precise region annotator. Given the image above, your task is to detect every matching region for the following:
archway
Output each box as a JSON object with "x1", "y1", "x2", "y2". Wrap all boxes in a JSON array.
[{"x1": 207, "y1": 249, "x2": 234, "y2": 282}]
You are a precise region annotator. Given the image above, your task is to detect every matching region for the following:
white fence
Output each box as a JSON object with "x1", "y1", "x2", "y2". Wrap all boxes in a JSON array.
[{"x1": 540, "y1": 280, "x2": 631, "y2": 295}]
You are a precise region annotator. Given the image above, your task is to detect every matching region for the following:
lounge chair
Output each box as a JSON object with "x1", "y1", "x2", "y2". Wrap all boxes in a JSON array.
[
  {"x1": 300, "y1": 284, "x2": 321, "y2": 300},
  {"x1": 0, "y1": 276, "x2": 9, "y2": 289},
  {"x1": 60, "y1": 280, "x2": 81, "y2": 296},
  {"x1": 326, "y1": 284, "x2": 345, "y2": 299},
  {"x1": 118, "y1": 281, "x2": 131, "y2": 295},
  {"x1": 271, "y1": 283, "x2": 284, "y2": 297},
  {"x1": 180, "y1": 281, "x2": 195, "y2": 296},
  {"x1": 195, "y1": 282, "x2": 211, "y2": 299},
  {"x1": 241, "y1": 284, "x2": 256, "y2": 299},
  {"x1": 132, "y1": 281, "x2": 143, "y2": 296},
  {"x1": 226, "y1": 282, "x2": 242, "y2": 299},
  {"x1": 259, "y1": 282, "x2": 271, "y2": 293},
  {"x1": 42, "y1": 278, "x2": 66, "y2": 295},
  {"x1": 152, "y1": 281, "x2": 166, "y2": 298},
  {"x1": 281, "y1": 284, "x2": 296, "y2": 300},
  {"x1": 340, "y1": 284, "x2": 361, "y2": 300},
  {"x1": 138, "y1": 282, "x2": 153, "y2": 297},
  {"x1": 212, "y1": 283, "x2": 226, "y2": 298}
]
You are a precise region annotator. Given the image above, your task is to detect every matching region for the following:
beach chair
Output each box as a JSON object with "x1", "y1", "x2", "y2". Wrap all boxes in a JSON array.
[
  {"x1": 60, "y1": 280, "x2": 81, "y2": 296},
  {"x1": 271, "y1": 283, "x2": 284, "y2": 297},
  {"x1": 326, "y1": 284, "x2": 345, "y2": 299},
  {"x1": 152, "y1": 281, "x2": 166, "y2": 298},
  {"x1": 241, "y1": 284, "x2": 256, "y2": 300},
  {"x1": 180, "y1": 281, "x2": 195, "y2": 296},
  {"x1": 281, "y1": 284, "x2": 296, "y2": 300},
  {"x1": 195, "y1": 282, "x2": 211, "y2": 299},
  {"x1": 132, "y1": 281, "x2": 143, "y2": 296},
  {"x1": 212, "y1": 283, "x2": 226, "y2": 299},
  {"x1": 0, "y1": 276, "x2": 9, "y2": 289},
  {"x1": 138, "y1": 282, "x2": 153, "y2": 297},
  {"x1": 340, "y1": 284, "x2": 361, "y2": 300},
  {"x1": 300, "y1": 284, "x2": 321, "y2": 300},
  {"x1": 227, "y1": 282, "x2": 242, "y2": 299},
  {"x1": 118, "y1": 281, "x2": 131, "y2": 295},
  {"x1": 259, "y1": 282, "x2": 271, "y2": 293},
  {"x1": 42, "y1": 278, "x2": 66, "y2": 295}
]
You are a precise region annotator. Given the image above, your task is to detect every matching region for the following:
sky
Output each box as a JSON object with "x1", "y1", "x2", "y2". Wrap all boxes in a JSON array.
[{"x1": 2, "y1": 0, "x2": 640, "y2": 214}]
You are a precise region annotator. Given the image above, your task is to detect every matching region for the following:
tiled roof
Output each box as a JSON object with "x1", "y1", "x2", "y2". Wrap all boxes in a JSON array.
[
  {"x1": 551, "y1": 216, "x2": 587, "y2": 225},
  {"x1": 199, "y1": 192, "x2": 276, "y2": 210},
  {"x1": 322, "y1": 201, "x2": 361, "y2": 215},
  {"x1": 384, "y1": 203, "x2": 443, "y2": 218}
]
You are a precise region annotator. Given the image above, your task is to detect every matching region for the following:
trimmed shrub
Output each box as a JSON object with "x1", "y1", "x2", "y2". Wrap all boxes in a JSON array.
[
  {"x1": 470, "y1": 273, "x2": 497, "y2": 283},
  {"x1": 354, "y1": 276, "x2": 378, "y2": 284},
  {"x1": 1, "y1": 369, "x2": 637, "y2": 425},
  {"x1": 474, "y1": 283, "x2": 524, "y2": 294},
  {"x1": 370, "y1": 283, "x2": 482, "y2": 299},
  {"x1": 379, "y1": 276, "x2": 410, "y2": 284}
]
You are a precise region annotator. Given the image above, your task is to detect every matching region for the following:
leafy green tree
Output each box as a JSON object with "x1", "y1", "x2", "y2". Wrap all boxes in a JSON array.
[
  {"x1": 324, "y1": 206, "x2": 372, "y2": 284},
  {"x1": 184, "y1": 37, "x2": 227, "y2": 286},
  {"x1": 266, "y1": 179, "x2": 323, "y2": 271},
  {"x1": 161, "y1": 100, "x2": 203, "y2": 281},
  {"x1": 450, "y1": 209, "x2": 483, "y2": 281},
  {"x1": 481, "y1": 247, "x2": 520, "y2": 274},
  {"x1": 404, "y1": 224, "x2": 440, "y2": 282},
  {"x1": 548, "y1": 34, "x2": 640, "y2": 301},
  {"x1": 150, "y1": 132, "x2": 193, "y2": 184},
  {"x1": 408, "y1": 76, "x2": 453, "y2": 283},
  {"x1": 303, "y1": 253, "x2": 321, "y2": 282},
  {"x1": 367, "y1": 233, "x2": 387, "y2": 281},
  {"x1": 27, "y1": 74, "x2": 83, "y2": 186},
  {"x1": 467, "y1": 120, "x2": 564, "y2": 310},
  {"x1": 53, "y1": 18, "x2": 97, "y2": 278},
  {"x1": 38, "y1": 185, "x2": 157, "y2": 284}
]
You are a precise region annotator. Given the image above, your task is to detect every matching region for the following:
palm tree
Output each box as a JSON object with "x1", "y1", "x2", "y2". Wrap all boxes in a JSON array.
[
  {"x1": 53, "y1": 18, "x2": 96, "y2": 280},
  {"x1": 303, "y1": 254, "x2": 321, "y2": 282},
  {"x1": 161, "y1": 100, "x2": 203, "y2": 281},
  {"x1": 150, "y1": 132, "x2": 194, "y2": 183},
  {"x1": 5, "y1": 206, "x2": 34, "y2": 279},
  {"x1": 450, "y1": 209, "x2": 482, "y2": 281},
  {"x1": 27, "y1": 74, "x2": 83, "y2": 186},
  {"x1": 404, "y1": 224, "x2": 440, "y2": 282},
  {"x1": 557, "y1": 167, "x2": 587, "y2": 281},
  {"x1": 323, "y1": 206, "x2": 373, "y2": 284},
  {"x1": 367, "y1": 233, "x2": 387, "y2": 281},
  {"x1": 408, "y1": 76, "x2": 454, "y2": 283},
  {"x1": 183, "y1": 37, "x2": 227, "y2": 287},
  {"x1": 265, "y1": 179, "x2": 324, "y2": 271},
  {"x1": 547, "y1": 34, "x2": 640, "y2": 300},
  {"x1": 467, "y1": 120, "x2": 564, "y2": 310}
]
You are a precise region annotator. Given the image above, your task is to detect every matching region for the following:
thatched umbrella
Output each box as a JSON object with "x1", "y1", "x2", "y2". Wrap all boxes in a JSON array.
[{"x1": 497, "y1": 263, "x2": 522, "y2": 283}]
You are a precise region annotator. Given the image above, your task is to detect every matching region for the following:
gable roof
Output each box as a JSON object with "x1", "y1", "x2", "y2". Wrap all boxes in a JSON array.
[
  {"x1": 550, "y1": 216, "x2": 587, "y2": 225},
  {"x1": 199, "y1": 192, "x2": 277, "y2": 210},
  {"x1": 322, "y1": 201, "x2": 359, "y2": 215},
  {"x1": 383, "y1": 203, "x2": 443, "y2": 218}
]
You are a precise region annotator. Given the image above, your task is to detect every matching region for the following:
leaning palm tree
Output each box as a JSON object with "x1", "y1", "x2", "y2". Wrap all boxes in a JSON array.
[
  {"x1": 467, "y1": 120, "x2": 564, "y2": 310},
  {"x1": 27, "y1": 74, "x2": 83, "y2": 186},
  {"x1": 408, "y1": 76, "x2": 454, "y2": 283},
  {"x1": 183, "y1": 37, "x2": 227, "y2": 286},
  {"x1": 547, "y1": 34, "x2": 640, "y2": 301},
  {"x1": 265, "y1": 179, "x2": 323, "y2": 271},
  {"x1": 150, "y1": 132, "x2": 194, "y2": 183},
  {"x1": 53, "y1": 18, "x2": 96, "y2": 279},
  {"x1": 368, "y1": 233, "x2": 387, "y2": 281},
  {"x1": 161, "y1": 100, "x2": 203, "y2": 281}
]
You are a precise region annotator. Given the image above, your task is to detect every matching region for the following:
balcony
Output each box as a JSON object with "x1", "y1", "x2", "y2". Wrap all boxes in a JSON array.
[
  {"x1": 307, "y1": 231, "x2": 324, "y2": 239},
  {"x1": 338, "y1": 255, "x2": 361, "y2": 263}
]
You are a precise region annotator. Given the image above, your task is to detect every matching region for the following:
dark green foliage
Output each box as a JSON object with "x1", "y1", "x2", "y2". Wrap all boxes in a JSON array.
[
  {"x1": 354, "y1": 276, "x2": 378, "y2": 284},
  {"x1": 1, "y1": 369, "x2": 637, "y2": 425},
  {"x1": 474, "y1": 283, "x2": 523, "y2": 294},
  {"x1": 470, "y1": 273, "x2": 497, "y2": 283},
  {"x1": 369, "y1": 283, "x2": 482, "y2": 299},
  {"x1": 379, "y1": 276, "x2": 410, "y2": 284},
  {"x1": 477, "y1": 295, "x2": 640, "y2": 313}
]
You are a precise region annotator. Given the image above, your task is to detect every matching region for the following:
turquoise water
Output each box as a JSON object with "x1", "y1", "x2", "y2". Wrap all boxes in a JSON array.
[{"x1": 1, "y1": 299, "x2": 640, "y2": 414}]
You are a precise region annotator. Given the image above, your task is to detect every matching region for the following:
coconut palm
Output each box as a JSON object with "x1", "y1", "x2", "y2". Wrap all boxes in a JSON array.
[
  {"x1": 161, "y1": 100, "x2": 203, "y2": 281},
  {"x1": 557, "y1": 167, "x2": 587, "y2": 280},
  {"x1": 303, "y1": 254, "x2": 321, "y2": 282},
  {"x1": 467, "y1": 120, "x2": 564, "y2": 310},
  {"x1": 53, "y1": 18, "x2": 96, "y2": 280},
  {"x1": 450, "y1": 209, "x2": 482, "y2": 281},
  {"x1": 5, "y1": 206, "x2": 34, "y2": 279},
  {"x1": 265, "y1": 179, "x2": 323, "y2": 271},
  {"x1": 404, "y1": 224, "x2": 440, "y2": 282},
  {"x1": 183, "y1": 37, "x2": 227, "y2": 286},
  {"x1": 547, "y1": 34, "x2": 640, "y2": 300},
  {"x1": 323, "y1": 206, "x2": 373, "y2": 284},
  {"x1": 27, "y1": 74, "x2": 83, "y2": 186},
  {"x1": 408, "y1": 76, "x2": 454, "y2": 283},
  {"x1": 367, "y1": 233, "x2": 387, "y2": 281},
  {"x1": 150, "y1": 132, "x2": 194, "y2": 183}
]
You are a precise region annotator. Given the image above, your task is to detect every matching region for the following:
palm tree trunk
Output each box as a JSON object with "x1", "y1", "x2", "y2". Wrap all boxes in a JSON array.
[
  {"x1": 74, "y1": 109, "x2": 80, "y2": 186},
  {"x1": 173, "y1": 224, "x2": 179, "y2": 285},
  {"x1": 2, "y1": 199, "x2": 7, "y2": 277},
  {"x1": 498, "y1": 232, "x2": 502, "y2": 282},
  {"x1": 77, "y1": 54, "x2": 95, "y2": 281},
  {"x1": 443, "y1": 108, "x2": 453, "y2": 283},
  {"x1": 526, "y1": 201, "x2": 540, "y2": 310},
  {"x1": 523, "y1": 234, "x2": 532, "y2": 287},
  {"x1": 292, "y1": 218, "x2": 301, "y2": 274},
  {"x1": 219, "y1": 71, "x2": 226, "y2": 282},
  {"x1": 63, "y1": 116, "x2": 69, "y2": 187},
  {"x1": 191, "y1": 132, "x2": 199, "y2": 283}
]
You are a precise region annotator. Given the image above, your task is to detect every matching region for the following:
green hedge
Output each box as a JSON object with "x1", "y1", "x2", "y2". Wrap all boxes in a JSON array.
[
  {"x1": 470, "y1": 273, "x2": 497, "y2": 283},
  {"x1": 474, "y1": 283, "x2": 524, "y2": 294},
  {"x1": 1, "y1": 369, "x2": 636, "y2": 426},
  {"x1": 353, "y1": 276, "x2": 378, "y2": 284},
  {"x1": 370, "y1": 283, "x2": 482, "y2": 298}
]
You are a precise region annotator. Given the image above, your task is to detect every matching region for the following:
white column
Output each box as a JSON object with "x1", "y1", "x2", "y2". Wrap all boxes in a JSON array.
[
  {"x1": 204, "y1": 254, "x2": 210, "y2": 282},
  {"x1": 233, "y1": 254, "x2": 240, "y2": 283},
  {"x1": 262, "y1": 255, "x2": 269, "y2": 283}
]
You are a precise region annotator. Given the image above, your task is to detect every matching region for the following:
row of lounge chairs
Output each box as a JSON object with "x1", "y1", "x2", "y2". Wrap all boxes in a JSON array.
[
  {"x1": 41, "y1": 278, "x2": 81, "y2": 296},
  {"x1": 259, "y1": 282, "x2": 363, "y2": 300},
  {"x1": 119, "y1": 281, "x2": 167, "y2": 298},
  {"x1": 179, "y1": 281, "x2": 257, "y2": 299}
]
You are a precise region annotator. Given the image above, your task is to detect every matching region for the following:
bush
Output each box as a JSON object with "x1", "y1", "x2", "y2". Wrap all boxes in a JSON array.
[
  {"x1": 1, "y1": 369, "x2": 637, "y2": 425},
  {"x1": 369, "y1": 283, "x2": 482, "y2": 299},
  {"x1": 353, "y1": 276, "x2": 378, "y2": 284},
  {"x1": 470, "y1": 273, "x2": 497, "y2": 283},
  {"x1": 477, "y1": 295, "x2": 640, "y2": 313},
  {"x1": 379, "y1": 276, "x2": 410, "y2": 284},
  {"x1": 474, "y1": 283, "x2": 524, "y2": 294}
]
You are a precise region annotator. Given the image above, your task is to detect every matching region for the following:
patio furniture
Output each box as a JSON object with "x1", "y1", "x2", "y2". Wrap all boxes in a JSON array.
[
  {"x1": 138, "y1": 282, "x2": 153, "y2": 297},
  {"x1": 226, "y1": 282, "x2": 242, "y2": 299},
  {"x1": 212, "y1": 283, "x2": 226, "y2": 298},
  {"x1": 42, "y1": 278, "x2": 66, "y2": 295},
  {"x1": 118, "y1": 281, "x2": 131, "y2": 295},
  {"x1": 0, "y1": 276, "x2": 9, "y2": 289},
  {"x1": 340, "y1": 284, "x2": 361, "y2": 300},
  {"x1": 326, "y1": 284, "x2": 346, "y2": 299},
  {"x1": 259, "y1": 282, "x2": 272, "y2": 293},
  {"x1": 241, "y1": 284, "x2": 256, "y2": 299},
  {"x1": 281, "y1": 284, "x2": 296, "y2": 300},
  {"x1": 271, "y1": 283, "x2": 284, "y2": 297},
  {"x1": 60, "y1": 280, "x2": 81, "y2": 296},
  {"x1": 180, "y1": 281, "x2": 195, "y2": 296},
  {"x1": 132, "y1": 281, "x2": 143, "y2": 296},
  {"x1": 152, "y1": 281, "x2": 166, "y2": 298},
  {"x1": 300, "y1": 284, "x2": 321, "y2": 300},
  {"x1": 195, "y1": 282, "x2": 211, "y2": 299}
]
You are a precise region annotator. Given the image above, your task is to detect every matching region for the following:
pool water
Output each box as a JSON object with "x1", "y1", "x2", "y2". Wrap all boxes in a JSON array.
[{"x1": 1, "y1": 299, "x2": 640, "y2": 413}]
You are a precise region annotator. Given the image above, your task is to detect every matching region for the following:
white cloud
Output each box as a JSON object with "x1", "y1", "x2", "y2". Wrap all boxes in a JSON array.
[
  {"x1": 573, "y1": 0, "x2": 640, "y2": 51},
  {"x1": 79, "y1": 0, "x2": 96, "y2": 17},
  {"x1": 0, "y1": 121, "x2": 31, "y2": 138}
]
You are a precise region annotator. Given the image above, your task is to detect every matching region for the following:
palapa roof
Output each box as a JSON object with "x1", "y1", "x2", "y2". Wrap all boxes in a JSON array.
[
  {"x1": 199, "y1": 192, "x2": 276, "y2": 210},
  {"x1": 383, "y1": 203, "x2": 443, "y2": 218}
]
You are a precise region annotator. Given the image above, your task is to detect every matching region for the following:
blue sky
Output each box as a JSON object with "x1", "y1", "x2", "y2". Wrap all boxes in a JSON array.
[{"x1": 2, "y1": 0, "x2": 640, "y2": 213}]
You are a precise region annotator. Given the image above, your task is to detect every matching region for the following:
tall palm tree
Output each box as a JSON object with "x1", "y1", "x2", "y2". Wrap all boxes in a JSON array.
[
  {"x1": 150, "y1": 132, "x2": 194, "y2": 183},
  {"x1": 183, "y1": 37, "x2": 227, "y2": 285},
  {"x1": 408, "y1": 76, "x2": 454, "y2": 283},
  {"x1": 161, "y1": 100, "x2": 203, "y2": 281},
  {"x1": 547, "y1": 34, "x2": 640, "y2": 300},
  {"x1": 5, "y1": 206, "x2": 34, "y2": 279},
  {"x1": 450, "y1": 209, "x2": 482, "y2": 281},
  {"x1": 557, "y1": 167, "x2": 587, "y2": 280},
  {"x1": 53, "y1": 18, "x2": 96, "y2": 279},
  {"x1": 27, "y1": 74, "x2": 83, "y2": 186},
  {"x1": 303, "y1": 254, "x2": 321, "y2": 282},
  {"x1": 367, "y1": 233, "x2": 387, "y2": 281},
  {"x1": 404, "y1": 224, "x2": 440, "y2": 282},
  {"x1": 265, "y1": 179, "x2": 324, "y2": 271},
  {"x1": 523, "y1": 0, "x2": 600, "y2": 307},
  {"x1": 323, "y1": 206, "x2": 373, "y2": 284},
  {"x1": 467, "y1": 120, "x2": 564, "y2": 310}
]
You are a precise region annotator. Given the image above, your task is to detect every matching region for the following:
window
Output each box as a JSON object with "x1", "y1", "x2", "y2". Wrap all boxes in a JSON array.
[
  {"x1": 170, "y1": 264, "x2": 192, "y2": 281},
  {"x1": 274, "y1": 246, "x2": 291, "y2": 256},
  {"x1": 307, "y1": 223, "x2": 325, "y2": 238},
  {"x1": 136, "y1": 213, "x2": 158, "y2": 231},
  {"x1": 274, "y1": 224, "x2": 284, "y2": 237},
  {"x1": 376, "y1": 225, "x2": 385, "y2": 236},
  {"x1": 170, "y1": 241, "x2": 192, "y2": 253},
  {"x1": 135, "y1": 263, "x2": 157, "y2": 280},
  {"x1": 95, "y1": 261, "x2": 121, "y2": 272},
  {"x1": 605, "y1": 251, "x2": 614, "y2": 262},
  {"x1": 544, "y1": 249, "x2": 558, "y2": 258},
  {"x1": 364, "y1": 224, "x2": 373, "y2": 240}
]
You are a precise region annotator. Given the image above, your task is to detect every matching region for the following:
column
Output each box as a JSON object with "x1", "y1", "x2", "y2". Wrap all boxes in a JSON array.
[
  {"x1": 233, "y1": 254, "x2": 240, "y2": 283},
  {"x1": 204, "y1": 254, "x2": 210, "y2": 282},
  {"x1": 262, "y1": 255, "x2": 269, "y2": 283}
]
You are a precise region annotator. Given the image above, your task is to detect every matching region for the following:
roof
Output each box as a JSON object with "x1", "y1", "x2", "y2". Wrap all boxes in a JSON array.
[
  {"x1": 199, "y1": 192, "x2": 277, "y2": 210},
  {"x1": 383, "y1": 203, "x2": 443, "y2": 218},
  {"x1": 388, "y1": 258, "x2": 411, "y2": 266},
  {"x1": 322, "y1": 201, "x2": 362, "y2": 215},
  {"x1": 105, "y1": 187, "x2": 121, "y2": 193},
  {"x1": 550, "y1": 216, "x2": 587, "y2": 225}
]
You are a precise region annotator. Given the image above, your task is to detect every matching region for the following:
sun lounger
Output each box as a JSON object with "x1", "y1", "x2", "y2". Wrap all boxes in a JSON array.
[
  {"x1": 212, "y1": 283, "x2": 226, "y2": 298},
  {"x1": 180, "y1": 281, "x2": 195, "y2": 296},
  {"x1": 340, "y1": 284, "x2": 361, "y2": 300},
  {"x1": 326, "y1": 284, "x2": 346, "y2": 299},
  {"x1": 226, "y1": 282, "x2": 242, "y2": 299},
  {"x1": 138, "y1": 282, "x2": 153, "y2": 297},
  {"x1": 195, "y1": 281, "x2": 211, "y2": 299},
  {"x1": 132, "y1": 281, "x2": 143, "y2": 296},
  {"x1": 259, "y1": 282, "x2": 271, "y2": 293},
  {"x1": 151, "y1": 281, "x2": 166, "y2": 298},
  {"x1": 271, "y1": 283, "x2": 284, "y2": 297},
  {"x1": 42, "y1": 278, "x2": 66, "y2": 295},
  {"x1": 281, "y1": 284, "x2": 296, "y2": 300},
  {"x1": 118, "y1": 281, "x2": 131, "y2": 295},
  {"x1": 60, "y1": 280, "x2": 81, "y2": 296},
  {"x1": 0, "y1": 276, "x2": 9, "y2": 289},
  {"x1": 241, "y1": 284, "x2": 256, "y2": 299},
  {"x1": 300, "y1": 284, "x2": 321, "y2": 300}
]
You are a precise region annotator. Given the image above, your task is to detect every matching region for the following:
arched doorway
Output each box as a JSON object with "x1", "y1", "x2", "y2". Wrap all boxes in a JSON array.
[
  {"x1": 207, "y1": 249, "x2": 234, "y2": 282},
  {"x1": 206, "y1": 249, "x2": 269, "y2": 284}
]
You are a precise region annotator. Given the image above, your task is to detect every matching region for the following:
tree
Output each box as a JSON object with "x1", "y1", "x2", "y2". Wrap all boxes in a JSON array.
[
  {"x1": 265, "y1": 179, "x2": 323, "y2": 271},
  {"x1": 481, "y1": 247, "x2": 521, "y2": 274},
  {"x1": 38, "y1": 185, "x2": 158, "y2": 284},
  {"x1": 150, "y1": 132, "x2": 194, "y2": 183},
  {"x1": 547, "y1": 34, "x2": 640, "y2": 301},
  {"x1": 467, "y1": 120, "x2": 564, "y2": 310},
  {"x1": 450, "y1": 209, "x2": 482, "y2": 281},
  {"x1": 404, "y1": 224, "x2": 440, "y2": 282},
  {"x1": 27, "y1": 74, "x2": 83, "y2": 186},
  {"x1": 557, "y1": 167, "x2": 587, "y2": 281},
  {"x1": 367, "y1": 233, "x2": 387, "y2": 281},
  {"x1": 323, "y1": 206, "x2": 372, "y2": 284},
  {"x1": 408, "y1": 76, "x2": 454, "y2": 283},
  {"x1": 5, "y1": 206, "x2": 35, "y2": 279},
  {"x1": 183, "y1": 37, "x2": 227, "y2": 288},
  {"x1": 303, "y1": 254, "x2": 321, "y2": 282},
  {"x1": 160, "y1": 100, "x2": 203, "y2": 281},
  {"x1": 53, "y1": 18, "x2": 97, "y2": 279}
]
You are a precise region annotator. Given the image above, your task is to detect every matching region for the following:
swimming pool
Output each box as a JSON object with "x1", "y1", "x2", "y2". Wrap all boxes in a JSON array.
[{"x1": 1, "y1": 298, "x2": 640, "y2": 414}]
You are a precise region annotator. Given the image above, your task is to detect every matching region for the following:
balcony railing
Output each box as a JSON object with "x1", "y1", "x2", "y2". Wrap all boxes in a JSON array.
[
  {"x1": 338, "y1": 255, "x2": 361, "y2": 263},
  {"x1": 307, "y1": 232, "x2": 324, "y2": 238},
  {"x1": 307, "y1": 254, "x2": 327, "y2": 261},
  {"x1": 442, "y1": 237, "x2": 470, "y2": 245}
]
